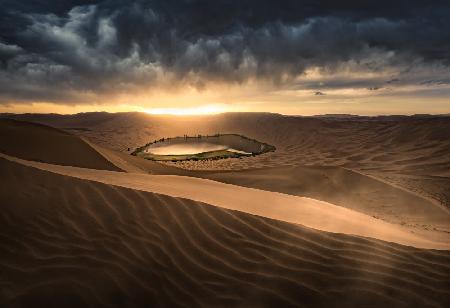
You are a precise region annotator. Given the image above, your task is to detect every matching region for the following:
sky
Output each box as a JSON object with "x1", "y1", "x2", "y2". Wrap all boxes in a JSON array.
[{"x1": 0, "y1": 0, "x2": 449, "y2": 115}]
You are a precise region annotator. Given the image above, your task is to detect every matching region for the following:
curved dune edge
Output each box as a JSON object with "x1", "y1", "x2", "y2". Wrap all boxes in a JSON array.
[
  {"x1": 82, "y1": 137, "x2": 185, "y2": 175},
  {"x1": 2, "y1": 157, "x2": 449, "y2": 307},
  {"x1": 81, "y1": 137, "x2": 143, "y2": 173},
  {"x1": 346, "y1": 167, "x2": 450, "y2": 215},
  {"x1": 85, "y1": 139, "x2": 450, "y2": 235},
  {"x1": 0, "y1": 119, "x2": 121, "y2": 171},
  {"x1": 1, "y1": 152, "x2": 448, "y2": 250}
]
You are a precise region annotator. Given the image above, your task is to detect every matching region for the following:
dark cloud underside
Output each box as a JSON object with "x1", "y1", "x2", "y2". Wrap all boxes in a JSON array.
[{"x1": 0, "y1": 0, "x2": 449, "y2": 104}]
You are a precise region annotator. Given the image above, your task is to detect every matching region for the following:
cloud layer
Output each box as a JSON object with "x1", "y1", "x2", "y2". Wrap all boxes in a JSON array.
[{"x1": 1, "y1": 0, "x2": 450, "y2": 106}]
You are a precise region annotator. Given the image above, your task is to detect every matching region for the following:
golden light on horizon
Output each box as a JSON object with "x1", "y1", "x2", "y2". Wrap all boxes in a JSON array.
[
  {"x1": 1, "y1": 77, "x2": 450, "y2": 116},
  {"x1": 144, "y1": 104, "x2": 229, "y2": 116}
]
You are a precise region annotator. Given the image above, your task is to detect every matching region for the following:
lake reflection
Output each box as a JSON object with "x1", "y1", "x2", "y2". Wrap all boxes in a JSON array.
[{"x1": 146, "y1": 142, "x2": 249, "y2": 155}]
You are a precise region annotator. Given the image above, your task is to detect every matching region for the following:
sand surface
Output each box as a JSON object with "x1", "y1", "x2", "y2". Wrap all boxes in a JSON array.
[
  {"x1": 1, "y1": 157, "x2": 450, "y2": 307},
  {"x1": 196, "y1": 166, "x2": 450, "y2": 233},
  {"x1": 0, "y1": 119, "x2": 120, "y2": 171},
  {"x1": 7, "y1": 112, "x2": 448, "y2": 209},
  {"x1": 69, "y1": 117, "x2": 450, "y2": 237},
  {"x1": 1, "y1": 115, "x2": 450, "y2": 307},
  {"x1": 1, "y1": 152, "x2": 449, "y2": 250}
]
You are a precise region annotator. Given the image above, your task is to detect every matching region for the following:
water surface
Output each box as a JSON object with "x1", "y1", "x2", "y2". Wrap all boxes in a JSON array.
[{"x1": 145, "y1": 142, "x2": 250, "y2": 155}]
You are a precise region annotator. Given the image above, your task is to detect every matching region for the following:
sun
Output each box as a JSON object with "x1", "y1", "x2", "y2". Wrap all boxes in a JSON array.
[{"x1": 144, "y1": 104, "x2": 227, "y2": 116}]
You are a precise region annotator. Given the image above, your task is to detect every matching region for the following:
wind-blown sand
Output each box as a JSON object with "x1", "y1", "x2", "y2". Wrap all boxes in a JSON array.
[{"x1": 1, "y1": 116, "x2": 450, "y2": 307}]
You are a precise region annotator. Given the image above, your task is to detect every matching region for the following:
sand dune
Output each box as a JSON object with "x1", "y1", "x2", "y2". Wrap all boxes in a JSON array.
[
  {"x1": 0, "y1": 119, "x2": 120, "y2": 171},
  {"x1": 82, "y1": 137, "x2": 183, "y2": 175},
  {"x1": 197, "y1": 166, "x2": 450, "y2": 232},
  {"x1": 2, "y1": 116, "x2": 448, "y2": 235},
  {"x1": 1, "y1": 157, "x2": 450, "y2": 307},
  {"x1": 9, "y1": 112, "x2": 448, "y2": 173},
  {"x1": 6, "y1": 112, "x2": 448, "y2": 210},
  {"x1": 1, "y1": 115, "x2": 449, "y2": 307},
  {"x1": 1, "y1": 152, "x2": 449, "y2": 250},
  {"x1": 78, "y1": 125, "x2": 450, "y2": 237}
]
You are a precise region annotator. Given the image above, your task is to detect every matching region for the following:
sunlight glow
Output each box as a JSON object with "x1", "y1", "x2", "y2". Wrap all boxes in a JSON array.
[{"x1": 144, "y1": 104, "x2": 227, "y2": 116}]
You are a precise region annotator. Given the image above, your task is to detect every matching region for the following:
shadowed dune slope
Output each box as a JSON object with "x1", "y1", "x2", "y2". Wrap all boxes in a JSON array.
[
  {"x1": 3, "y1": 152, "x2": 448, "y2": 249},
  {"x1": 4, "y1": 113, "x2": 449, "y2": 175},
  {"x1": 75, "y1": 143, "x2": 450, "y2": 234},
  {"x1": 11, "y1": 112, "x2": 447, "y2": 173},
  {"x1": 0, "y1": 119, "x2": 120, "y2": 171},
  {"x1": 1, "y1": 157, "x2": 450, "y2": 307},
  {"x1": 83, "y1": 138, "x2": 184, "y2": 175},
  {"x1": 199, "y1": 166, "x2": 450, "y2": 230},
  {"x1": 4, "y1": 113, "x2": 449, "y2": 203}
]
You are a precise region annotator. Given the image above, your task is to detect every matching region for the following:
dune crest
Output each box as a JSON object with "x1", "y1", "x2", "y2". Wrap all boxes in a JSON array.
[
  {"x1": 1, "y1": 157, "x2": 450, "y2": 307},
  {"x1": 1, "y1": 116, "x2": 450, "y2": 307},
  {"x1": 1, "y1": 152, "x2": 448, "y2": 250},
  {"x1": 0, "y1": 119, "x2": 121, "y2": 171}
]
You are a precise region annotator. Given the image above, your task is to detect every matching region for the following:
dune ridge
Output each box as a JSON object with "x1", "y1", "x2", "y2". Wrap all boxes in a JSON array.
[
  {"x1": 197, "y1": 166, "x2": 450, "y2": 231},
  {"x1": 4, "y1": 118, "x2": 442, "y2": 239},
  {"x1": 9, "y1": 112, "x2": 447, "y2": 174},
  {"x1": 1, "y1": 157, "x2": 450, "y2": 307},
  {"x1": 5, "y1": 112, "x2": 448, "y2": 210},
  {"x1": 0, "y1": 119, "x2": 121, "y2": 171},
  {"x1": 1, "y1": 152, "x2": 449, "y2": 250},
  {"x1": 1, "y1": 115, "x2": 449, "y2": 307},
  {"x1": 82, "y1": 134, "x2": 450, "y2": 235}
]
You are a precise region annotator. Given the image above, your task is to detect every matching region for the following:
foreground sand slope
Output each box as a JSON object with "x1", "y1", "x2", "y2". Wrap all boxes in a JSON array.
[
  {"x1": 1, "y1": 157, "x2": 450, "y2": 307},
  {"x1": 2, "y1": 152, "x2": 449, "y2": 250}
]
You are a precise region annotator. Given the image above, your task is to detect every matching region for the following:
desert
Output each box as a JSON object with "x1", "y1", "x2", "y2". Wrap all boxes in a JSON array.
[
  {"x1": 1, "y1": 1, "x2": 450, "y2": 307},
  {"x1": 133, "y1": 134, "x2": 274, "y2": 161},
  {"x1": 1, "y1": 113, "x2": 450, "y2": 307}
]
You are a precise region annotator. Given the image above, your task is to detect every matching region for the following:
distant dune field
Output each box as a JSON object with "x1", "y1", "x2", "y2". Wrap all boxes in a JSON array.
[{"x1": 4, "y1": 112, "x2": 449, "y2": 214}]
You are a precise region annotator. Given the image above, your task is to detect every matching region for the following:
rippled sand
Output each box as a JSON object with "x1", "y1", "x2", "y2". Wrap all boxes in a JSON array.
[{"x1": 1, "y1": 115, "x2": 450, "y2": 307}]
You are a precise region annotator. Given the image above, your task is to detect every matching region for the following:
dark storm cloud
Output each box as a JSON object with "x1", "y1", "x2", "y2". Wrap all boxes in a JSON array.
[{"x1": 1, "y1": 0, "x2": 450, "y2": 103}]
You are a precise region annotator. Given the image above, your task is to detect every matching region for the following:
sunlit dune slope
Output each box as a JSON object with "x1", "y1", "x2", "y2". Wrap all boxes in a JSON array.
[
  {"x1": 2, "y1": 116, "x2": 447, "y2": 236},
  {"x1": 199, "y1": 166, "x2": 450, "y2": 231},
  {"x1": 2, "y1": 153, "x2": 449, "y2": 250},
  {"x1": 79, "y1": 128, "x2": 450, "y2": 235},
  {"x1": 11, "y1": 112, "x2": 447, "y2": 212},
  {"x1": 1, "y1": 157, "x2": 450, "y2": 307}
]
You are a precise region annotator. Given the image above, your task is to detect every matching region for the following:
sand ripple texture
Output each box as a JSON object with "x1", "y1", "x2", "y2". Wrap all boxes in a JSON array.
[{"x1": 1, "y1": 158, "x2": 450, "y2": 308}]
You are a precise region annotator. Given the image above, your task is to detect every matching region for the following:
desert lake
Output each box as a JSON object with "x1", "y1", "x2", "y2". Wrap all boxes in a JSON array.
[
  {"x1": 133, "y1": 134, "x2": 275, "y2": 161},
  {"x1": 145, "y1": 142, "x2": 251, "y2": 155}
]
